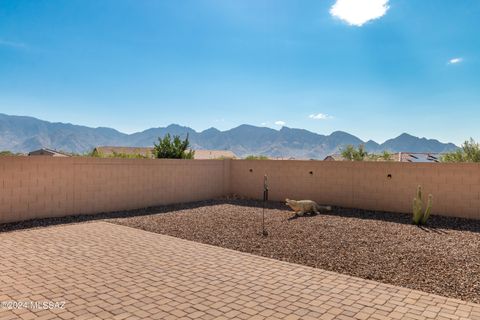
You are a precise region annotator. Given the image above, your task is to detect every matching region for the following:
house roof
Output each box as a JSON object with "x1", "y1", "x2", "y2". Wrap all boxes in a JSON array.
[
  {"x1": 323, "y1": 154, "x2": 345, "y2": 161},
  {"x1": 323, "y1": 152, "x2": 442, "y2": 162},
  {"x1": 192, "y1": 150, "x2": 237, "y2": 159},
  {"x1": 28, "y1": 148, "x2": 70, "y2": 157},
  {"x1": 392, "y1": 152, "x2": 441, "y2": 163}
]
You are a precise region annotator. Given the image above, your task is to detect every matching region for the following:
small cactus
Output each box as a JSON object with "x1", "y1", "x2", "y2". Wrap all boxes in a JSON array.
[{"x1": 412, "y1": 185, "x2": 433, "y2": 225}]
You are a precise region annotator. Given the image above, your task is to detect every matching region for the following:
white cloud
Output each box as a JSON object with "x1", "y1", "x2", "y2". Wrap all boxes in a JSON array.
[
  {"x1": 448, "y1": 57, "x2": 463, "y2": 65},
  {"x1": 309, "y1": 113, "x2": 333, "y2": 120},
  {"x1": 0, "y1": 39, "x2": 27, "y2": 49},
  {"x1": 261, "y1": 122, "x2": 268, "y2": 126},
  {"x1": 274, "y1": 120, "x2": 286, "y2": 126},
  {"x1": 330, "y1": 0, "x2": 389, "y2": 27}
]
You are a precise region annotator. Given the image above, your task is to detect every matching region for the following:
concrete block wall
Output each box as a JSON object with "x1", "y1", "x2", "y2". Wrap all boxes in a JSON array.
[
  {"x1": 1, "y1": 157, "x2": 479, "y2": 223},
  {"x1": 0, "y1": 157, "x2": 227, "y2": 223},
  {"x1": 230, "y1": 160, "x2": 480, "y2": 220}
]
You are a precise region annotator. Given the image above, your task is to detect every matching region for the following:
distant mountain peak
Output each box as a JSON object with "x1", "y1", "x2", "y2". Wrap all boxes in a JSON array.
[
  {"x1": 203, "y1": 127, "x2": 220, "y2": 131},
  {"x1": 165, "y1": 123, "x2": 192, "y2": 130},
  {"x1": 0, "y1": 113, "x2": 458, "y2": 158},
  {"x1": 233, "y1": 124, "x2": 261, "y2": 130}
]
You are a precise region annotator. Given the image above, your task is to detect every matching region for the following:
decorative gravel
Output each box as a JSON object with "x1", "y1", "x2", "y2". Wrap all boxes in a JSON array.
[
  {"x1": 1, "y1": 199, "x2": 479, "y2": 303},
  {"x1": 110, "y1": 199, "x2": 480, "y2": 304}
]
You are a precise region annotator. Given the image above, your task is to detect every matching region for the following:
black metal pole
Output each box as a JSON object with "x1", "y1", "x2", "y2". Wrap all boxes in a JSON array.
[
  {"x1": 262, "y1": 199, "x2": 265, "y2": 234},
  {"x1": 262, "y1": 174, "x2": 268, "y2": 236}
]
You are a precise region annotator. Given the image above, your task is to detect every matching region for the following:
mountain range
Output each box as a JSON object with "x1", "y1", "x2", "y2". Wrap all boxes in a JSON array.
[{"x1": 0, "y1": 113, "x2": 458, "y2": 159}]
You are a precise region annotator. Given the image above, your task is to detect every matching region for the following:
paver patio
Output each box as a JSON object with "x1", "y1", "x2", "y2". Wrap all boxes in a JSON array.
[{"x1": 0, "y1": 222, "x2": 479, "y2": 320}]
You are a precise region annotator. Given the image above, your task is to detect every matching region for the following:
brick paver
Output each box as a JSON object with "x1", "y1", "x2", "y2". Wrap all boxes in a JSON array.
[{"x1": 0, "y1": 222, "x2": 479, "y2": 320}]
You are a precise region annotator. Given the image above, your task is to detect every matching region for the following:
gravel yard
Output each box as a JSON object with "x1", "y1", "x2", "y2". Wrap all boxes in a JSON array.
[
  {"x1": 109, "y1": 199, "x2": 480, "y2": 304},
  {"x1": 2, "y1": 198, "x2": 479, "y2": 303}
]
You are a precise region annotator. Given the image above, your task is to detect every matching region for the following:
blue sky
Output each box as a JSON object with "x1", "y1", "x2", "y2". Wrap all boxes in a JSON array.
[{"x1": 0, "y1": 0, "x2": 479, "y2": 144}]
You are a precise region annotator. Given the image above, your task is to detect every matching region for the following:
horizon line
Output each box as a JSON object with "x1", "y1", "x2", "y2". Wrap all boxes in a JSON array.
[{"x1": 0, "y1": 112, "x2": 458, "y2": 146}]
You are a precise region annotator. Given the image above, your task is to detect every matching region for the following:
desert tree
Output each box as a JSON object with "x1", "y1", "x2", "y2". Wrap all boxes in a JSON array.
[
  {"x1": 341, "y1": 144, "x2": 368, "y2": 161},
  {"x1": 442, "y1": 138, "x2": 480, "y2": 162},
  {"x1": 153, "y1": 133, "x2": 195, "y2": 159}
]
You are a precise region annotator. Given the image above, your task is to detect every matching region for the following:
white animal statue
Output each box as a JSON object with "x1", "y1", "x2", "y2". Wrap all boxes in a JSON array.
[{"x1": 285, "y1": 198, "x2": 331, "y2": 216}]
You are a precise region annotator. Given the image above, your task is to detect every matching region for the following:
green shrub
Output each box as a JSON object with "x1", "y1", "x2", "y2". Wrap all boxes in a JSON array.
[
  {"x1": 365, "y1": 150, "x2": 392, "y2": 161},
  {"x1": 153, "y1": 134, "x2": 194, "y2": 159},
  {"x1": 85, "y1": 149, "x2": 148, "y2": 159},
  {"x1": 110, "y1": 151, "x2": 148, "y2": 159},
  {"x1": 0, "y1": 150, "x2": 17, "y2": 156},
  {"x1": 244, "y1": 155, "x2": 269, "y2": 160},
  {"x1": 341, "y1": 144, "x2": 368, "y2": 161},
  {"x1": 86, "y1": 149, "x2": 102, "y2": 157},
  {"x1": 379, "y1": 150, "x2": 393, "y2": 161},
  {"x1": 442, "y1": 138, "x2": 480, "y2": 162}
]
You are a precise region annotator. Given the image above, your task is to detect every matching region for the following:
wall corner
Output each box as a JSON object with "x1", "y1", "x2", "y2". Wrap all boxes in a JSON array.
[{"x1": 223, "y1": 159, "x2": 232, "y2": 196}]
